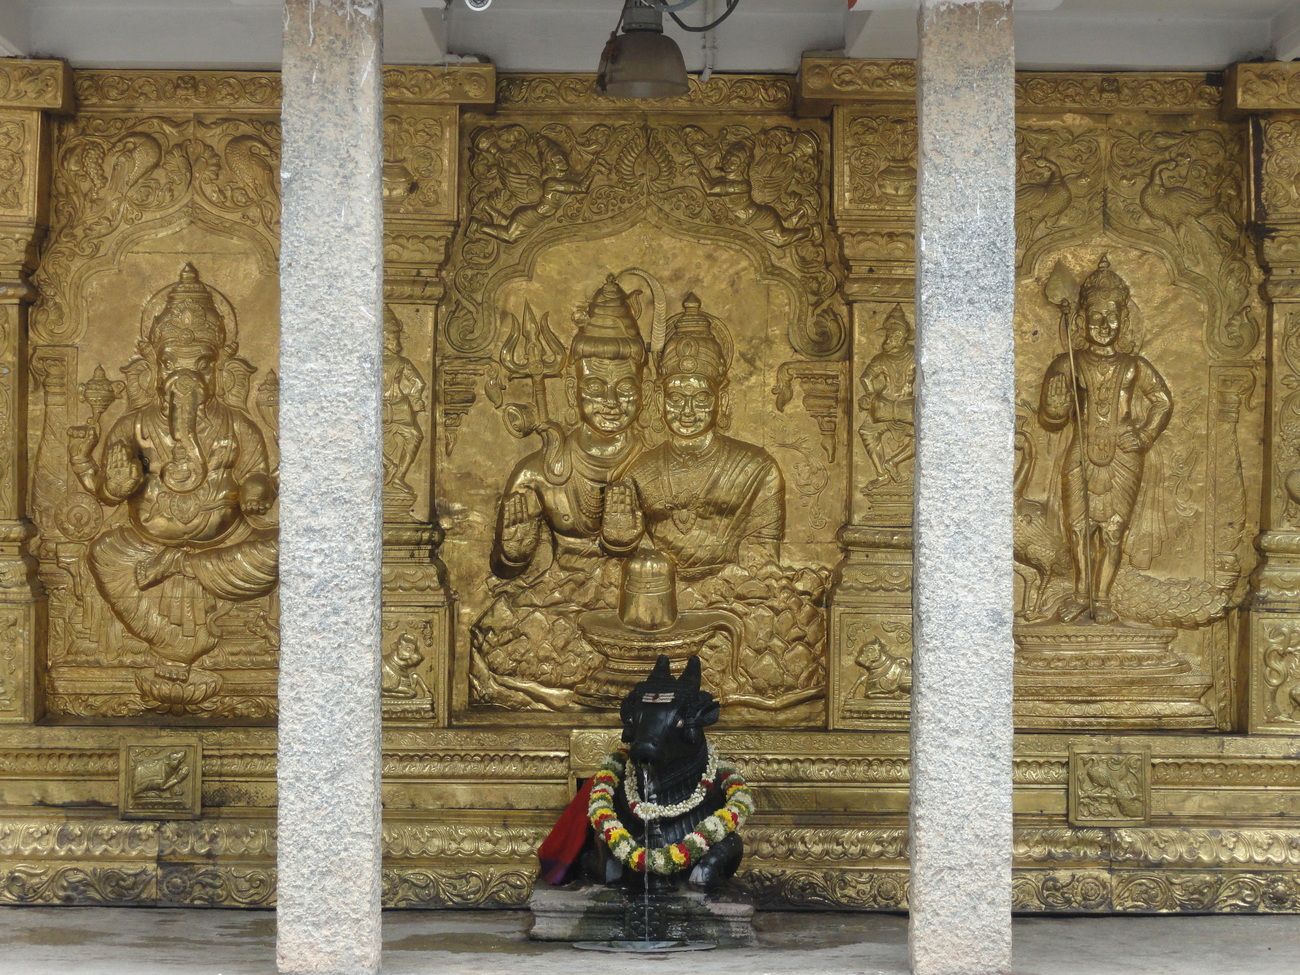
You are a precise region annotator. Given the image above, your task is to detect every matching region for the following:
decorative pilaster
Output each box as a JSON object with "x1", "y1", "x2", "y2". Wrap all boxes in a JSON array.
[
  {"x1": 277, "y1": 1, "x2": 385, "y2": 972},
  {"x1": 911, "y1": 2, "x2": 1015, "y2": 972},
  {"x1": 380, "y1": 69, "x2": 492, "y2": 726},
  {"x1": 0, "y1": 60, "x2": 70, "y2": 723},
  {"x1": 801, "y1": 55, "x2": 919, "y2": 731},
  {"x1": 1230, "y1": 62, "x2": 1300, "y2": 734}
]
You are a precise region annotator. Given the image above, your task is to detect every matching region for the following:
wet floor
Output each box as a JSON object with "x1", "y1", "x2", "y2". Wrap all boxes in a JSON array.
[{"x1": 0, "y1": 906, "x2": 1297, "y2": 974}]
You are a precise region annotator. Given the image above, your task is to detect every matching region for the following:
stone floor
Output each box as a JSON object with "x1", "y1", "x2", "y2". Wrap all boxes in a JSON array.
[{"x1": 1, "y1": 906, "x2": 1298, "y2": 974}]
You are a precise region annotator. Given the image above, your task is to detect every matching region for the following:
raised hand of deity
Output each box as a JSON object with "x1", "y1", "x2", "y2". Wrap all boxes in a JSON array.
[
  {"x1": 499, "y1": 488, "x2": 543, "y2": 566},
  {"x1": 601, "y1": 480, "x2": 644, "y2": 554}
]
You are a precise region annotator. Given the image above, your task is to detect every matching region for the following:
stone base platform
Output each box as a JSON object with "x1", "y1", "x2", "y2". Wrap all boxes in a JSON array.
[
  {"x1": 528, "y1": 884, "x2": 757, "y2": 947},
  {"x1": 1014, "y1": 623, "x2": 1214, "y2": 729}
]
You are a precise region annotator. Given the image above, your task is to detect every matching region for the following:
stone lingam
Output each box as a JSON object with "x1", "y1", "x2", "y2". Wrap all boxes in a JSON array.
[
  {"x1": 530, "y1": 653, "x2": 757, "y2": 949},
  {"x1": 574, "y1": 549, "x2": 741, "y2": 709}
]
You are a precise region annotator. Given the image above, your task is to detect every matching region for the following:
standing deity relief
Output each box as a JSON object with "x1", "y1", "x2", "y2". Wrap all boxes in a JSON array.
[
  {"x1": 469, "y1": 273, "x2": 828, "y2": 717},
  {"x1": 1015, "y1": 255, "x2": 1247, "y2": 630},
  {"x1": 381, "y1": 305, "x2": 428, "y2": 518},
  {"x1": 37, "y1": 263, "x2": 279, "y2": 714}
]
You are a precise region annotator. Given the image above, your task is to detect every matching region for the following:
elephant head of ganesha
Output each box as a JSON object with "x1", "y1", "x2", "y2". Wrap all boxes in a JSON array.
[{"x1": 139, "y1": 263, "x2": 234, "y2": 494}]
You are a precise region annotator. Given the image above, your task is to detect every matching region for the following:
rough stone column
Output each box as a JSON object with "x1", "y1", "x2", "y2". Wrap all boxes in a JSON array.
[
  {"x1": 910, "y1": 2, "x2": 1015, "y2": 973},
  {"x1": 277, "y1": 2, "x2": 385, "y2": 973}
]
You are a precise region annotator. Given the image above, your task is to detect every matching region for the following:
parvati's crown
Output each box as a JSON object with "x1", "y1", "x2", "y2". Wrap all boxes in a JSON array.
[
  {"x1": 659, "y1": 292, "x2": 728, "y2": 384},
  {"x1": 148, "y1": 263, "x2": 227, "y2": 353}
]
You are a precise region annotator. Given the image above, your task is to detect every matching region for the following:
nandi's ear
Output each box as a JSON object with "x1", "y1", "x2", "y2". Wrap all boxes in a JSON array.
[
  {"x1": 680, "y1": 655, "x2": 702, "y2": 692},
  {"x1": 619, "y1": 692, "x2": 635, "y2": 738},
  {"x1": 684, "y1": 692, "x2": 720, "y2": 730}
]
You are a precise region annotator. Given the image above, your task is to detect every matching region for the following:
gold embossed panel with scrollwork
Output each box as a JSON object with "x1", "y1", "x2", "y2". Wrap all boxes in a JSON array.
[
  {"x1": 437, "y1": 106, "x2": 848, "y2": 729},
  {"x1": 28, "y1": 104, "x2": 284, "y2": 721},
  {"x1": 1010, "y1": 99, "x2": 1264, "y2": 732}
]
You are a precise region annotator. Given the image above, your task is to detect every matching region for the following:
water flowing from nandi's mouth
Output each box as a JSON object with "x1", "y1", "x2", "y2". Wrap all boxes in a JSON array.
[{"x1": 641, "y1": 763, "x2": 652, "y2": 945}]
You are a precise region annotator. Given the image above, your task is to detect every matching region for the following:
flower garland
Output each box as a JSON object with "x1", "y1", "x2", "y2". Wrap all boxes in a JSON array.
[
  {"x1": 588, "y1": 745, "x2": 755, "y2": 876},
  {"x1": 623, "y1": 745, "x2": 718, "y2": 821}
]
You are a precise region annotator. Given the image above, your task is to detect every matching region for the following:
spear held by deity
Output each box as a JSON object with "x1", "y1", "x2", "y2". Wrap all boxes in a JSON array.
[{"x1": 1044, "y1": 260, "x2": 1096, "y2": 622}]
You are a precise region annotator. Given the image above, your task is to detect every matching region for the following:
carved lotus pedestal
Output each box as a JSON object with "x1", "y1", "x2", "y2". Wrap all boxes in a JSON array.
[
  {"x1": 1014, "y1": 624, "x2": 1213, "y2": 729},
  {"x1": 528, "y1": 884, "x2": 756, "y2": 948}
]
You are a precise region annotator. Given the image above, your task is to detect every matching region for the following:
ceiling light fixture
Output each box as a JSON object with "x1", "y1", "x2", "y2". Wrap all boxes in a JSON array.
[{"x1": 596, "y1": 0, "x2": 743, "y2": 100}]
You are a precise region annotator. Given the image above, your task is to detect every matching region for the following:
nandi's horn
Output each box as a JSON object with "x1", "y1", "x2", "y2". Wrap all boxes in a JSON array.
[
  {"x1": 680, "y1": 655, "x2": 702, "y2": 692},
  {"x1": 650, "y1": 654, "x2": 672, "y2": 680}
]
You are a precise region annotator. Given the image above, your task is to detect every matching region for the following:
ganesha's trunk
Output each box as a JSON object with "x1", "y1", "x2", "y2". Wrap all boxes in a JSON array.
[{"x1": 162, "y1": 371, "x2": 206, "y2": 492}]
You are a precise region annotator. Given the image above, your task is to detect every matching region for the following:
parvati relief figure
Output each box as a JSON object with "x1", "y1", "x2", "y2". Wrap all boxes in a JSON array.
[{"x1": 603, "y1": 294, "x2": 826, "y2": 711}]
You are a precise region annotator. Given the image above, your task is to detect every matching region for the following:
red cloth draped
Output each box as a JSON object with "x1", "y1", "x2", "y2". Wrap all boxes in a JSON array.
[{"x1": 536, "y1": 778, "x2": 594, "y2": 886}]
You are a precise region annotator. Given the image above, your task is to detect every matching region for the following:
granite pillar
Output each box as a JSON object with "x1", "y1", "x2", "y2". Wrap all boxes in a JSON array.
[
  {"x1": 276, "y1": 2, "x2": 385, "y2": 973},
  {"x1": 910, "y1": 2, "x2": 1015, "y2": 973}
]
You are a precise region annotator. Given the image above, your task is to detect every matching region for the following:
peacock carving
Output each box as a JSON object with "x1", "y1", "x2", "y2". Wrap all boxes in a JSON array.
[
  {"x1": 1016, "y1": 153, "x2": 1071, "y2": 256},
  {"x1": 1013, "y1": 417, "x2": 1069, "y2": 621}
]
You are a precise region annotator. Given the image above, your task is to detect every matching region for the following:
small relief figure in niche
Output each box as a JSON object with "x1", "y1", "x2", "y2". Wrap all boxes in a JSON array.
[
  {"x1": 381, "y1": 632, "x2": 430, "y2": 701},
  {"x1": 472, "y1": 129, "x2": 601, "y2": 245},
  {"x1": 1038, "y1": 256, "x2": 1172, "y2": 626},
  {"x1": 691, "y1": 139, "x2": 811, "y2": 248},
  {"x1": 857, "y1": 303, "x2": 915, "y2": 491},
  {"x1": 470, "y1": 275, "x2": 650, "y2": 711},
  {"x1": 132, "y1": 749, "x2": 190, "y2": 799},
  {"x1": 67, "y1": 264, "x2": 278, "y2": 707},
  {"x1": 604, "y1": 294, "x2": 828, "y2": 710},
  {"x1": 848, "y1": 634, "x2": 912, "y2": 701},
  {"x1": 381, "y1": 305, "x2": 428, "y2": 507}
]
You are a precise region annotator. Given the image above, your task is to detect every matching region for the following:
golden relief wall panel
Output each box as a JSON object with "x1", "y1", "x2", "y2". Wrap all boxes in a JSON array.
[
  {"x1": 836, "y1": 91, "x2": 1266, "y2": 734},
  {"x1": 1010, "y1": 102, "x2": 1264, "y2": 731},
  {"x1": 0, "y1": 60, "x2": 1296, "y2": 915},
  {"x1": 437, "y1": 107, "x2": 847, "y2": 728},
  {"x1": 28, "y1": 102, "x2": 283, "y2": 719}
]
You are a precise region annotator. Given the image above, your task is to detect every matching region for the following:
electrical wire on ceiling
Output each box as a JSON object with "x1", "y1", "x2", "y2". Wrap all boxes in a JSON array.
[
  {"x1": 626, "y1": 0, "x2": 744, "y2": 34},
  {"x1": 668, "y1": 0, "x2": 741, "y2": 33}
]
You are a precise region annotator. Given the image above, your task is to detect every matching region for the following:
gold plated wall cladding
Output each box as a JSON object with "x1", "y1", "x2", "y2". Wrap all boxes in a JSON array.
[
  {"x1": 826, "y1": 60, "x2": 1268, "y2": 735},
  {"x1": 441, "y1": 93, "x2": 845, "y2": 728},
  {"x1": 0, "y1": 58, "x2": 1296, "y2": 912}
]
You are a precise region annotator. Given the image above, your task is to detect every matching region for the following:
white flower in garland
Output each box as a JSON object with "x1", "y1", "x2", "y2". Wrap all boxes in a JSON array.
[{"x1": 623, "y1": 744, "x2": 719, "y2": 822}]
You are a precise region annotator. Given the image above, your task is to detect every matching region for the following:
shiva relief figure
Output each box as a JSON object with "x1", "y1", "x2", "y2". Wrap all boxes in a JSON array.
[
  {"x1": 67, "y1": 264, "x2": 278, "y2": 705},
  {"x1": 381, "y1": 305, "x2": 427, "y2": 509},
  {"x1": 1038, "y1": 256, "x2": 1172, "y2": 626},
  {"x1": 603, "y1": 294, "x2": 827, "y2": 709},
  {"x1": 470, "y1": 275, "x2": 650, "y2": 710}
]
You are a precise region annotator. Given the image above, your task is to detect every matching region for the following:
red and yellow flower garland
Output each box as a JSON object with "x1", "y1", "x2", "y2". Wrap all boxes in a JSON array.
[{"x1": 587, "y1": 745, "x2": 755, "y2": 876}]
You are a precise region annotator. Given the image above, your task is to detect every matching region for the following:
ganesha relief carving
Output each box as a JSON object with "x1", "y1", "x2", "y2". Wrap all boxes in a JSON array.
[
  {"x1": 33, "y1": 265, "x2": 279, "y2": 716},
  {"x1": 468, "y1": 277, "x2": 828, "y2": 718}
]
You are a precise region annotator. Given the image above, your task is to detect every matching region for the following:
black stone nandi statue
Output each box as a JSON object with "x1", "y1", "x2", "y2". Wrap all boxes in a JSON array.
[
  {"x1": 531, "y1": 654, "x2": 757, "y2": 945},
  {"x1": 537, "y1": 654, "x2": 753, "y2": 893}
]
